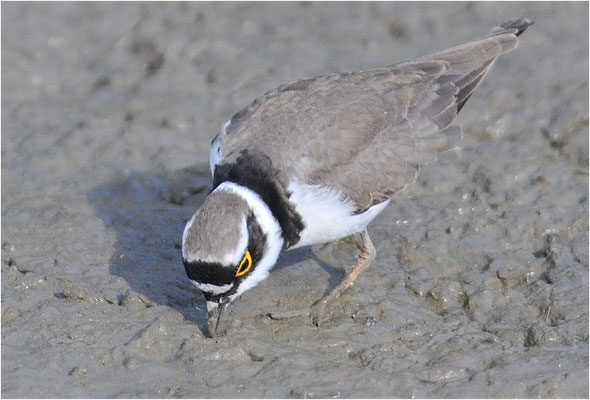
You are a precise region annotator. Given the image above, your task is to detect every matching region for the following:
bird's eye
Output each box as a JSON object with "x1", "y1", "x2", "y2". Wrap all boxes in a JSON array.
[{"x1": 235, "y1": 250, "x2": 252, "y2": 277}]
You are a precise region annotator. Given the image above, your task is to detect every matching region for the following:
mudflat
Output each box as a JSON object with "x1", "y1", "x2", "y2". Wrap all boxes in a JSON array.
[{"x1": 2, "y1": 2, "x2": 588, "y2": 398}]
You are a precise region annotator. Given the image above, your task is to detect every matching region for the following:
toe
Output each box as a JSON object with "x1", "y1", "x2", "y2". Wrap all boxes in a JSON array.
[
  {"x1": 266, "y1": 308, "x2": 309, "y2": 320},
  {"x1": 309, "y1": 299, "x2": 328, "y2": 327}
]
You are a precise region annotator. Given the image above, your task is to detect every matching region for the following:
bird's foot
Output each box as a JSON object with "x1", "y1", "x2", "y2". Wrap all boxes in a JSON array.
[
  {"x1": 309, "y1": 297, "x2": 330, "y2": 326},
  {"x1": 267, "y1": 229, "x2": 375, "y2": 326},
  {"x1": 266, "y1": 294, "x2": 337, "y2": 326}
]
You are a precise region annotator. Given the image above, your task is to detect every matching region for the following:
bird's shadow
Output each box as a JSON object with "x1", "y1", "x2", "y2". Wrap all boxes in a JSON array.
[
  {"x1": 275, "y1": 244, "x2": 347, "y2": 298},
  {"x1": 87, "y1": 164, "x2": 346, "y2": 335},
  {"x1": 88, "y1": 164, "x2": 213, "y2": 335}
]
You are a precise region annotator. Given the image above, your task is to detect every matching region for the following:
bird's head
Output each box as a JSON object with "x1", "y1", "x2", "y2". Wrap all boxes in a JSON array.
[{"x1": 182, "y1": 185, "x2": 283, "y2": 337}]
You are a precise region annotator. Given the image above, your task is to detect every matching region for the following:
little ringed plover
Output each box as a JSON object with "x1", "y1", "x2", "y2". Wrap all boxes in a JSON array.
[{"x1": 182, "y1": 17, "x2": 533, "y2": 337}]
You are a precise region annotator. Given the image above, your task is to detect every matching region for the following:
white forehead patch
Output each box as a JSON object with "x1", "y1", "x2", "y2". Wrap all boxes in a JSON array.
[{"x1": 191, "y1": 281, "x2": 234, "y2": 295}]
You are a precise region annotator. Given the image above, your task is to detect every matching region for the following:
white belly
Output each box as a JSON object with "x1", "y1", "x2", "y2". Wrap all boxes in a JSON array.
[{"x1": 287, "y1": 181, "x2": 389, "y2": 248}]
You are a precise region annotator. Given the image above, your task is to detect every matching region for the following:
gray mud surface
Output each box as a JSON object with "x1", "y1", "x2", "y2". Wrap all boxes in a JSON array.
[{"x1": 2, "y1": 2, "x2": 588, "y2": 398}]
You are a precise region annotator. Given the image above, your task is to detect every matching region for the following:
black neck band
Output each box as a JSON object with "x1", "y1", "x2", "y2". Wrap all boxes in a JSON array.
[{"x1": 212, "y1": 150, "x2": 305, "y2": 249}]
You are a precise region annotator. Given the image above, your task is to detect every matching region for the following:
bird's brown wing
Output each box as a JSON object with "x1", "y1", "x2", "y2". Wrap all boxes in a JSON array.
[{"x1": 219, "y1": 18, "x2": 532, "y2": 212}]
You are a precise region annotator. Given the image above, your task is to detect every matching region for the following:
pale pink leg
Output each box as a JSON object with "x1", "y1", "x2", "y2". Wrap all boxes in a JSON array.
[
  {"x1": 267, "y1": 229, "x2": 376, "y2": 326},
  {"x1": 309, "y1": 229, "x2": 376, "y2": 326}
]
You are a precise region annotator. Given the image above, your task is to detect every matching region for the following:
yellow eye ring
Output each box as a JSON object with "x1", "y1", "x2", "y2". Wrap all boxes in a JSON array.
[{"x1": 235, "y1": 250, "x2": 252, "y2": 277}]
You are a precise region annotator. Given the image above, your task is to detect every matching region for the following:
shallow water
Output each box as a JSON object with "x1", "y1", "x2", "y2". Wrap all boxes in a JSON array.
[{"x1": 2, "y1": 2, "x2": 588, "y2": 398}]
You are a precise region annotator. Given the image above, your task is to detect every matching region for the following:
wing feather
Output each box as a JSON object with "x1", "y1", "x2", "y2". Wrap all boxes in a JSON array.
[{"x1": 217, "y1": 18, "x2": 532, "y2": 212}]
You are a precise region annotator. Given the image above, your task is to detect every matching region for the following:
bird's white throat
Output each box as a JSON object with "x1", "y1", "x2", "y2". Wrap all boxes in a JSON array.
[{"x1": 214, "y1": 182, "x2": 284, "y2": 299}]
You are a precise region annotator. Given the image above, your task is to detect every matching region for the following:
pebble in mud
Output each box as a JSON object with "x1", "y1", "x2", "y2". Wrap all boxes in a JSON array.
[
  {"x1": 68, "y1": 366, "x2": 89, "y2": 378},
  {"x1": 1, "y1": 307, "x2": 21, "y2": 324},
  {"x1": 490, "y1": 250, "x2": 546, "y2": 288},
  {"x1": 426, "y1": 280, "x2": 466, "y2": 314},
  {"x1": 118, "y1": 289, "x2": 155, "y2": 309}
]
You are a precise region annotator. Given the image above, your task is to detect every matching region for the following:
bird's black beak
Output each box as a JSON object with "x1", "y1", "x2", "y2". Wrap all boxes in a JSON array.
[{"x1": 206, "y1": 300, "x2": 226, "y2": 338}]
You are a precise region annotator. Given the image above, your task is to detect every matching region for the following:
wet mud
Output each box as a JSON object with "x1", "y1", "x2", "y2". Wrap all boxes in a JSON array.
[{"x1": 2, "y1": 2, "x2": 588, "y2": 398}]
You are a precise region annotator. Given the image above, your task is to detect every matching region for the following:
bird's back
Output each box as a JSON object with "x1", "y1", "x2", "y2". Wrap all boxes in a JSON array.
[{"x1": 215, "y1": 17, "x2": 533, "y2": 212}]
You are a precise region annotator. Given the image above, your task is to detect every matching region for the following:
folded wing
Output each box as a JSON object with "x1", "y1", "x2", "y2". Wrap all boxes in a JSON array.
[{"x1": 218, "y1": 18, "x2": 533, "y2": 212}]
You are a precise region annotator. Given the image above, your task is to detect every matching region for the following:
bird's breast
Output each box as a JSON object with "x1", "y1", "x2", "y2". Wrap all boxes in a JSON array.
[{"x1": 287, "y1": 180, "x2": 389, "y2": 249}]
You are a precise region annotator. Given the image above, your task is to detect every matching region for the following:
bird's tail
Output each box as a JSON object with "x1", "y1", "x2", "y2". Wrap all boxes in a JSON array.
[
  {"x1": 424, "y1": 16, "x2": 534, "y2": 66},
  {"x1": 417, "y1": 16, "x2": 533, "y2": 113},
  {"x1": 490, "y1": 17, "x2": 535, "y2": 38}
]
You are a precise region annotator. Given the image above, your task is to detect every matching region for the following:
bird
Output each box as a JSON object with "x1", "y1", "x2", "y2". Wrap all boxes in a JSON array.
[{"x1": 182, "y1": 17, "x2": 533, "y2": 337}]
